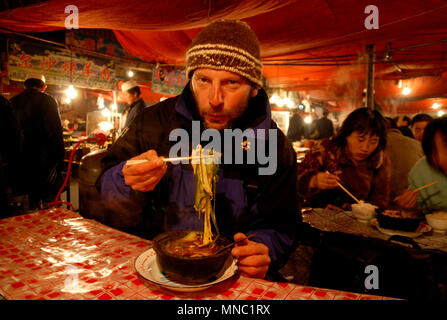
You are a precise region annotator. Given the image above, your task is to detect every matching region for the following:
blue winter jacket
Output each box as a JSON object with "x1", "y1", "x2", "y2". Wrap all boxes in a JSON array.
[{"x1": 99, "y1": 84, "x2": 299, "y2": 272}]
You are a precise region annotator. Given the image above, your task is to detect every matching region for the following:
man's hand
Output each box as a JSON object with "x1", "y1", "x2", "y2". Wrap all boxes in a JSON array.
[
  {"x1": 231, "y1": 232, "x2": 270, "y2": 279},
  {"x1": 122, "y1": 150, "x2": 167, "y2": 192},
  {"x1": 395, "y1": 189, "x2": 419, "y2": 210}
]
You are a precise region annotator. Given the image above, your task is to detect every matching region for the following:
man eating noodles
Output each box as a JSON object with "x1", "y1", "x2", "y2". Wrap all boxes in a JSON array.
[{"x1": 98, "y1": 20, "x2": 299, "y2": 279}]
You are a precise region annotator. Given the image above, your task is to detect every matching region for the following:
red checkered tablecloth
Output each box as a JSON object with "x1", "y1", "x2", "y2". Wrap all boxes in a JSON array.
[{"x1": 0, "y1": 208, "x2": 395, "y2": 300}]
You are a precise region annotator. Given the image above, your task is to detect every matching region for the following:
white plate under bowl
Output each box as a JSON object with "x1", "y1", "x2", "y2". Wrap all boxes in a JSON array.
[
  {"x1": 134, "y1": 248, "x2": 238, "y2": 292},
  {"x1": 371, "y1": 218, "x2": 432, "y2": 238}
]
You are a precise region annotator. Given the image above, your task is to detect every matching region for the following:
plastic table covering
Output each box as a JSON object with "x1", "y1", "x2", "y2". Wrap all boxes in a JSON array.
[{"x1": 0, "y1": 208, "x2": 395, "y2": 300}]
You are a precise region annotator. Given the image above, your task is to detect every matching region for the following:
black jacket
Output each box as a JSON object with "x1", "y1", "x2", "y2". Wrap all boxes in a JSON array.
[
  {"x1": 1, "y1": 95, "x2": 22, "y2": 204},
  {"x1": 316, "y1": 117, "x2": 334, "y2": 139},
  {"x1": 99, "y1": 85, "x2": 300, "y2": 272},
  {"x1": 10, "y1": 88, "x2": 64, "y2": 194},
  {"x1": 124, "y1": 98, "x2": 145, "y2": 128},
  {"x1": 287, "y1": 112, "x2": 305, "y2": 142}
]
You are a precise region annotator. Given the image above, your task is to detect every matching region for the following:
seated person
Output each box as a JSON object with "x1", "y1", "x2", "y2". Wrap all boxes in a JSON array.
[
  {"x1": 396, "y1": 116, "x2": 447, "y2": 211},
  {"x1": 297, "y1": 108, "x2": 391, "y2": 209},
  {"x1": 384, "y1": 117, "x2": 423, "y2": 200},
  {"x1": 395, "y1": 115, "x2": 414, "y2": 139},
  {"x1": 410, "y1": 113, "x2": 433, "y2": 143},
  {"x1": 98, "y1": 20, "x2": 298, "y2": 279}
]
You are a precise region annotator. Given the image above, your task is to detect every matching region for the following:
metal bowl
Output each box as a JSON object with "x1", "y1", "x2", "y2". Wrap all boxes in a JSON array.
[{"x1": 152, "y1": 230, "x2": 232, "y2": 284}]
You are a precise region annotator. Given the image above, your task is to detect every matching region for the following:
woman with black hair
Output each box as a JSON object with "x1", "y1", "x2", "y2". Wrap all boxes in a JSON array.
[
  {"x1": 396, "y1": 116, "x2": 447, "y2": 211},
  {"x1": 297, "y1": 107, "x2": 391, "y2": 209}
]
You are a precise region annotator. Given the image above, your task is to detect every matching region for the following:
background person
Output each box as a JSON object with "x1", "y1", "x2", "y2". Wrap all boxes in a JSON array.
[
  {"x1": 287, "y1": 108, "x2": 305, "y2": 142},
  {"x1": 396, "y1": 116, "x2": 447, "y2": 211},
  {"x1": 395, "y1": 115, "x2": 414, "y2": 139},
  {"x1": 10, "y1": 74, "x2": 65, "y2": 210},
  {"x1": 314, "y1": 109, "x2": 334, "y2": 140},
  {"x1": 98, "y1": 19, "x2": 299, "y2": 280},
  {"x1": 297, "y1": 107, "x2": 391, "y2": 209},
  {"x1": 0, "y1": 95, "x2": 22, "y2": 216},
  {"x1": 410, "y1": 113, "x2": 433, "y2": 143},
  {"x1": 121, "y1": 79, "x2": 146, "y2": 129},
  {"x1": 384, "y1": 117, "x2": 424, "y2": 201}
]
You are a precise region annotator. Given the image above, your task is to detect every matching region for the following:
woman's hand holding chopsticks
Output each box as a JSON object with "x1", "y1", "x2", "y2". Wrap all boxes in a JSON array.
[
  {"x1": 122, "y1": 150, "x2": 167, "y2": 192},
  {"x1": 395, "y1": 189, "x2": 419, "y2": 209},
  {"x1": 394, "y1": 180, "x2": 440, "y2": 209},
  {"x1": 309, "y1": 171, "x2": 341, "y2": 190}
]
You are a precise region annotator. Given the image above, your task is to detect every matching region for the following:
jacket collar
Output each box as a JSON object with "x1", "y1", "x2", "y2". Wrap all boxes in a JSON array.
[{"x1": 127, "y1": 98, "x2": 144, "y2": 110}]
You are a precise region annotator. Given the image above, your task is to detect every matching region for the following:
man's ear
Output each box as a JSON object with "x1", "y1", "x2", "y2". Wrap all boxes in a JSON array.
[{"x1": 250, "y1": 85, "x2": 260, "y2": 98}]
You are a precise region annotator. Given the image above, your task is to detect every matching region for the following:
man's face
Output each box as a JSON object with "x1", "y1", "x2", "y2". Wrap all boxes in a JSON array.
[
  {"x1": 191, "y1": 68, "x2": 258, "y2": 130},
  {"x1": 412, "y1": 121, "x2": 429, "y2": 142},
  {"x1": 123, "y1": 91, "x2": 138, "y2": 105}
]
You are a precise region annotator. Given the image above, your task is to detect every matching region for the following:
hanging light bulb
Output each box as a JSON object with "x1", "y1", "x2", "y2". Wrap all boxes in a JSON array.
[
  {"x1": 438, "y1": 110, "x2": 445, "y2": 117},
  {"x1": 64, "y1": 97, "x2": 71, "y2": 104},
  {"x1": 398, "y1": 80, "x2": 403, "y2": 89},
  {"x1": 432, "y1": 103, "x2": 440, "y2": 109},
  {"x1": 65, "y1": 85, "x2": 77, "y2": 99},
  {"x1": 304, "y1": 115, "x2": 312, "y2": 124},
  {"x1": 127, "y1": 70, "x2": 134, "y2": 77},
  {"x1": 402, "y1": 87, "x2": 411, "y2": 95}
]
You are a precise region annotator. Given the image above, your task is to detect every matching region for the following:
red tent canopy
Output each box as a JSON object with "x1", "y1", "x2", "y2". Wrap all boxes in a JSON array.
[{"x1": 1, "y1": 0, "x2": 447, "y2": 114}]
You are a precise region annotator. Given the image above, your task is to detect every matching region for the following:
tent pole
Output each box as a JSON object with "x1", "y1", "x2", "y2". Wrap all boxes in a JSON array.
[{"x1": 366, "y1": 44, "x2": 375, "y2": 110}]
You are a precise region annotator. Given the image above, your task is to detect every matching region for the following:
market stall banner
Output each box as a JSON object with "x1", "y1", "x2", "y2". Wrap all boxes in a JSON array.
[
  {"x1": 66, "y1": 30, "x2": 141, "y2": 61},
  {"x1": 151, "y1": 66, "x2": 188, "y2": 95},
  {"x1": 7, "y1": 40, "x2": 116, "y2": 90}
]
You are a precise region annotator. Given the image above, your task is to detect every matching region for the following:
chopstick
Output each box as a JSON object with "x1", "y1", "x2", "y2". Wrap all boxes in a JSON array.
[
  {"x1": 215, "y1": 233, "x2": 256, "y2": 255},
  {"x1": 324, "y1": 170, "x2": 361, "y2": 204},
  {"x1": 126, "y1": 155, "x2": 216, "y2": 166},
  {"x1": 336, "y1": 181, "x2": 361, "y2": 204},
  {"x1": 412, "y1": 180, "x2": 440, "y2": 192}
]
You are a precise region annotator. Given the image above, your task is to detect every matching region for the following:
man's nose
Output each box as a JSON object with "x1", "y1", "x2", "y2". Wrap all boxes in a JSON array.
[{"x1": 209, "y1": 83, "x2": 224, "y2": 108}]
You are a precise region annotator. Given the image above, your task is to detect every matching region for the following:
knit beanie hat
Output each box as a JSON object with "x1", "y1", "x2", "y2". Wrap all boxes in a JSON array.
[{"x1": 185, "y1": 19, "x2": 263, "y2": 87}]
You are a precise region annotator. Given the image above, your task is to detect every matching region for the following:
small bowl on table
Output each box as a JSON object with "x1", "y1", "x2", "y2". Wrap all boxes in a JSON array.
[
  {"x1": 351, "y1": 201, "x2": 377, "y2": 223},
  {"x1": 425, "y1": 212, "x2": 447, "y2": 234}
]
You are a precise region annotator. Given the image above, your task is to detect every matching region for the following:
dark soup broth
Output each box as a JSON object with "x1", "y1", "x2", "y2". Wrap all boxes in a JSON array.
[{"x1": 164, "y1": 237, "x2": 219, "y2": 258}]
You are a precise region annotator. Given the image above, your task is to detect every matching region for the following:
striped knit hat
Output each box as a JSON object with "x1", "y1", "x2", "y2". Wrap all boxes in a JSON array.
[{"x1": 185, "y1": 19, "x2": 263, "y2": 87}]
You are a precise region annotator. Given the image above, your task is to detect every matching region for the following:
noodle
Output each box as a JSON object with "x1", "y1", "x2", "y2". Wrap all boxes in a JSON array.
[{"x1": 191, "y1": 145, "x2": 220, "y2": 245}]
